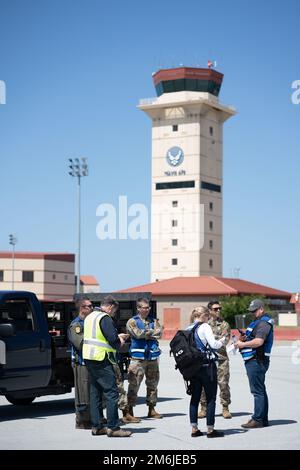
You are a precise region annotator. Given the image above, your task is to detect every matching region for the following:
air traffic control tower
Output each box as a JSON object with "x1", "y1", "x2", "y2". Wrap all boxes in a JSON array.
[{"x1": 139, "y1": 67, "x2": 236, "y2": 281}]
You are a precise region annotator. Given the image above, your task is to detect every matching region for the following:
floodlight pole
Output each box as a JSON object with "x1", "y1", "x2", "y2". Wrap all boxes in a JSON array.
[
  {"x1": 68, "y1": 158, "x2": 88, "y2": 294},
  {"x1": 77, "y1": 174, "x2": 81, "y2": 295}
]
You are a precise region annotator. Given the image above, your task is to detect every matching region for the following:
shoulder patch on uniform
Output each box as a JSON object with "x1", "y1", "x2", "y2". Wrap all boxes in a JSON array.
[{"x1": 75, "y1": 326, "x2": 81, "y2": 334}]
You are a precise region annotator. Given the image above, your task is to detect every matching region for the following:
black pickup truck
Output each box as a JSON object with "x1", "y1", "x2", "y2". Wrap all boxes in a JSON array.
[{"x1": 0, "y1": 290, "x2": 155, "y2": 405}]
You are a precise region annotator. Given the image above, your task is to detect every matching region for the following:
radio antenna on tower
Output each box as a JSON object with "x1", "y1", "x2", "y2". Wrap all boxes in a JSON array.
[{"x1": 207, "y1": 59, "x2": 217, "y2": 69}]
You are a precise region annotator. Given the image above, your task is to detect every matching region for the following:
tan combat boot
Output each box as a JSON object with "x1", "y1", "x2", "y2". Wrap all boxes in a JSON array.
[
  {"x1": 122, "y1": 406, "x2": 141, "y2": 423},
  {"x1": 222, "y1": 406, "x2": 232, "y2": 419},
  {"x1": 147, "y1": 405, "x2": 162, "y2": 419},
  {"x1": 107, "y1": 428, "x2": 132, "y2": 437},
  {"x1": 198, "y1": 406, "x2": 206, "y2": 418}
]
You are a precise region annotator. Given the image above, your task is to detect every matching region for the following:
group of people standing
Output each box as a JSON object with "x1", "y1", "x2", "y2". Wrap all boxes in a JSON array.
[
  {"x1": 68, "y1": 296, "x2": 163, "y2": 437},
  {"x1": 187, "y1": 298, "x2": 273, "y2": 438},
  {"x1": 68, "y1": 295, "x2": 273, "y2": 438}
]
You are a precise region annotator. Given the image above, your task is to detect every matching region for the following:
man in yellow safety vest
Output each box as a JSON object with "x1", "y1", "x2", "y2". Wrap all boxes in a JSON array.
[{"x1": 83, "y1": 295, "x2": 132, "y2": 438}]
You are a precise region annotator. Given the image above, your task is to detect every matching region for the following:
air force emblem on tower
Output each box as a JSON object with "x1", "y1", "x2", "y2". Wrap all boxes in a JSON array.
[{"x1": 166, "y1": 146, "x2": 184, "y2": 167}]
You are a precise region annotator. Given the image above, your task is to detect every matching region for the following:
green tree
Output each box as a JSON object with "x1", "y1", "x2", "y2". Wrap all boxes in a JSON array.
[{"x1": 219, "y1": 295, "x2": 269, "y2": 328}]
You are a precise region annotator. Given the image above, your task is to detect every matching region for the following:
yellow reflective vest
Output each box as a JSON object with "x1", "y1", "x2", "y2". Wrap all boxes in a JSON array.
[{"x1": 82, "y1": 310, "x2": 116, "y2": 363}]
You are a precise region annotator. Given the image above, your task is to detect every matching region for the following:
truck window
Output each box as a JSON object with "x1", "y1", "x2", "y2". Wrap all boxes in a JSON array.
[{"x1": 0, "y1": 299, "x2": 35, "y2": 332}]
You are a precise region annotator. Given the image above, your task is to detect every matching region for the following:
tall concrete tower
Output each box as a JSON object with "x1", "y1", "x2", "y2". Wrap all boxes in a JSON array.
[{"x1": 139, "y1": 67, "x2": 236, "y2": 282}]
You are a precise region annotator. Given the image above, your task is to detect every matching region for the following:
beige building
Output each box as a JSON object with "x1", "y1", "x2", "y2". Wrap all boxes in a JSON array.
[
  {"x1": 0, "y1": 252, "x2": 75, "y2": 300},
  {"x1": 80, "y1": 275, "x2": 100, "y2": 294},
  {"x1": 139, "y1": 67, "x2": 236, "y2": 281}
]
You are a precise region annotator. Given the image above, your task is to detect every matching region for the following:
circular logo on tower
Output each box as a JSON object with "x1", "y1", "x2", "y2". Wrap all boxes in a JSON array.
[{"x1": 166, "y1": 146, "x2": 184, "y2": 167}]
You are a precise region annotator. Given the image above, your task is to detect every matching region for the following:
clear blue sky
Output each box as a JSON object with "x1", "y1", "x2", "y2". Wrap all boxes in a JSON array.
[{"x1": 0, "y1": 0, "x2": 299, "y2": 293}]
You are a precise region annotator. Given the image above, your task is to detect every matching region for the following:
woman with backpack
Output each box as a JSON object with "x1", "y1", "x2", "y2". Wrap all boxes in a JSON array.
[{"x1": 187, "y1": 306, "x2": 226, "y2": 438}]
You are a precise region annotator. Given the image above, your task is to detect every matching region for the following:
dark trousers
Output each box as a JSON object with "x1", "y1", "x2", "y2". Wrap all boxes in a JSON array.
[
  {"x1": 245, "y1": 358, "x2": 270, "y2": 424},
  {"x1": 85, "y1": 357, "x2": 119, "y2": 430},
  {"x1": 72, "y1": 363, "x2": 90, "y2": 425},
  {"x1": 189, "y1": 362, "x2": 217, "y2": 427}
]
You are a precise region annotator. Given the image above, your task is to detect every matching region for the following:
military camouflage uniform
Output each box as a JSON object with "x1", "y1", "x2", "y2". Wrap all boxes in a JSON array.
[
  {"x1": 201, "y1": 317, "x2": 231, "y2": 407},
  {"x1": 103, "y1": 363, "x2": 128, "y2": 411},
  {"x1": 126, "y1": 317, "x2": 163, "y2": 407}
]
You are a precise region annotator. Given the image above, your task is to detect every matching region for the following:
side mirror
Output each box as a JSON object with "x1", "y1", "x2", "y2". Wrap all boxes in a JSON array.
[{"x1": 0, "y1": 323, "x2": 15, "y2": 337}]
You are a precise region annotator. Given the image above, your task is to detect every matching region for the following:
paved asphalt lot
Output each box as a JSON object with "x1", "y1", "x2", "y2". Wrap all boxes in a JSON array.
[{"x1": 0, "y1": 341, "x2": 299, "y2": 451}]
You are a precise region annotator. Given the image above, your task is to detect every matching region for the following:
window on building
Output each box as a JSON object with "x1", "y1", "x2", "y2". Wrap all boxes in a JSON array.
[
  {"x1": 209, "y1": 240, "x2": 213, "y2": 249},
  {"x1": 172, "y1": 200, "x2": 178, "y2": 207},
  {"x1": 0, "y1": 270, "x2": 3, "y2": 282},
  {"x1": 172, "y1": 220, "x2": 178, "y2": 227},
  {"x1": 209, "y1": 202, "x2": 213, "y2": 212},
  {"x1": 209, "y1": 221, "x2": 213, "y2": 231},
  {"x1": 209, "y1": 259, "x2": 213, "y2": 269},
  {"x1": 64, "y1": 275, "x2": 68, "y2": 281},
  {"x1": 156, "y1": 181, "x2": 195, "y2": 190},
  {"x1": 172, "y1": 258, "x2": 178, "y2": 265},
  {"x1": 201, "y1": 181, "x2": 221, "y2": 193},
  {"x1": 52, "y1": 274, "x2": 56, "y2": 280},
  {"x1": 172, "y1": 124, "x2": 178, "y2": 132},
  {"x1": 209, "y1": 126, "x2": 214, "y2": 136},
  {"x1": 22, "y1": 271, "x2": 34, "y2": 282},
  {"x1": 172, "y1": 239, "x2": 178, "y2": 246}
]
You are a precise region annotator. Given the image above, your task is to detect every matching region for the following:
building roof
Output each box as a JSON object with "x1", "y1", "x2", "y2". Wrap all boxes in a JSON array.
[
  {"x1": 152, "y1": 67, "x2": 224, "y2": 86},
  {"x1": 118, "y1": 276, "x2": 291, "y2": 298},
  {"x1": 0, "y1": 251, "x2": 75, "y2": 262},
  {"x1": 80, "y1": 275, "x2": 99, "y2": 286}
]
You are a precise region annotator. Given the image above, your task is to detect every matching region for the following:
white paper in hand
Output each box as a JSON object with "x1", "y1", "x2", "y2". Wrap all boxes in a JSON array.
[{"x1": 226, "y1": 343, "x2": 236, "y2": 354}]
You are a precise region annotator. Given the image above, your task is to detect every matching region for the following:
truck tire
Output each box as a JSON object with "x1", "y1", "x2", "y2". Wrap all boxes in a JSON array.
[{"x1": 5, "y1": 395, "x2": 36, "y2": 406}]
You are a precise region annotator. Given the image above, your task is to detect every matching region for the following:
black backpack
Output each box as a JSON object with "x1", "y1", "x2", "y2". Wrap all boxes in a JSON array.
[{"x1": 169, "y1": 323, "x2": 213, "y2": 381}]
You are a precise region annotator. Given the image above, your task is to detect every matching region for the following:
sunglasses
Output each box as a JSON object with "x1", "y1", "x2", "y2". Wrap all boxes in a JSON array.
[{"x1": 212, "y1": 307, "x2": 221, "y2": 311}]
